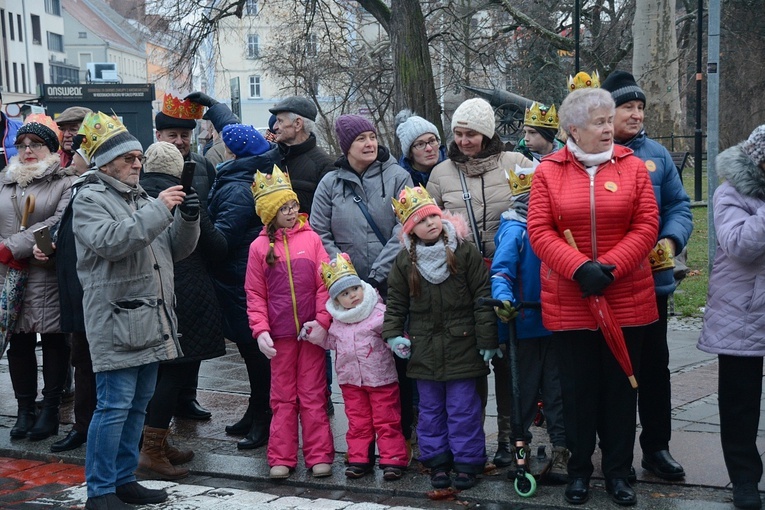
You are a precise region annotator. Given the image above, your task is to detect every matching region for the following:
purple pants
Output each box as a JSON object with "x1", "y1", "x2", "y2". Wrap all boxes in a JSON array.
[{"x1": 416, "y1": 378, "x2": 486, "y2": 474}]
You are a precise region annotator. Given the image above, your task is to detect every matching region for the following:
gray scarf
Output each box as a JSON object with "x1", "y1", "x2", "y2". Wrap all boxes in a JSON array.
[{"x1": 403, "y1": 219, "x2": 458, "y2": 284}]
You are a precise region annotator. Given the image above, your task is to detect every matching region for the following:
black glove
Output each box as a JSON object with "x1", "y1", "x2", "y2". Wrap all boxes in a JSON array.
[
  {"x1": 184, "y1": 91, "x2": 218, "y2": 108},
  {"x1": 573, "y1": 261, "x2": 615, "y2": 297},
  {"x1": 179, "y1": 190, "x2": 200, "y2": 218}
]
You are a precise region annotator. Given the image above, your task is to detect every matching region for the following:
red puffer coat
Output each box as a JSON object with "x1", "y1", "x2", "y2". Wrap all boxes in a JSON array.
[{"x1": 527, "y1": 144, "x2": 659, "y2": 331}]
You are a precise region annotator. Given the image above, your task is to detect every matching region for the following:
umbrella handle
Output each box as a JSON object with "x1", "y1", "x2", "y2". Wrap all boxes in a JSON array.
[
  {"x1": 20, "y1": 195, "x2": 35, "y2": 231},
  {"x1": 563, "y1": 229, "x2": 578, "y2": 250}
]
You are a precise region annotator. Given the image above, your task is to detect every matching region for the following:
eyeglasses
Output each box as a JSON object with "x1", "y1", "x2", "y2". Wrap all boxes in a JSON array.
[
  {"x1": 122, "y1": 154, "x2": 145, "y2": 165},
  {"x1": 14, "y1": 143, "x2": 46, "y2": 152},
  {"x1": 279, "y1": 202, "x2": 299, "y2": 215},
  {"x1": 411, "y1": 138, "x2": 439, "y2": 151}
]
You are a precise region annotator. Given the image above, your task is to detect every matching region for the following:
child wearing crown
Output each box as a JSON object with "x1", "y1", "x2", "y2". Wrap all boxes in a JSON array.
[
  {"x1": 383, "y1": 186, "x2": 499, "y2": 490},
  {"x1": 303, "y1": 253, "x2": 408, "y2": 480},
  {"x1": 244, "y1": 166, "x2": 334, "y2": 480},
  {"x1": 490, "y1": 166, "x2": 568, "y2": 482}
]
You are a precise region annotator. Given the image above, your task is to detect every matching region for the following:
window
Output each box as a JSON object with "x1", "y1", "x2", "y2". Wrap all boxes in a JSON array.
[
  {"x1": 245, "y1": 0, "x2": 257, "y2": 15},
  {"x1": 16, "y1": 14, "x2": 22, "y2": 42},
  {"x1": 78, "y1": 32, "x2": 87, "y2": 39},
  {"x1": 31, "y1": 15, "x2": 41, "y2": 44},
  {"x1": 12, "y1": 62, "x2": 18, "y2": 92},
  {"x1": 21, "y1": 63, "x2": 26, "y2": 93},
  {"x1": 249, "y1": 75, "x2": 261, "y2": 98},
  {"x1": 35, "y1": 63, "x2": 44, "y2": 88},
  {"x1": 8, "y1": 12, "x2": 14, "y2": 40},
  {"x1": 246, "y1": 34, "x2": 259, "y2": 59},
  {"x1": 45, "y1": 0, "x2": 61, "y2": 16},
  {"x1": 47, "y1": 32, "x2": 64, "y2": 52},
  {"x1": 306, "y1": 34, "x2": 318, "y2": 57}
]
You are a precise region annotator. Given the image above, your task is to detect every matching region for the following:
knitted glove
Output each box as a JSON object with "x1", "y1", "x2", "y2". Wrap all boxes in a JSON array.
[
  {"x1": 573, "y1": 261, "x2": 616, "y2": 297},
  {"x1": 479, "y1": 348, "x2": 503, "y2": 364},
  {"x1": 184, "y1": 91, "x2": 218, "y2": 107},
  {"x1": 179, "y1": 190, "x2": 200, "y2": 218},
  {"x1": 300, "y1": 320, "x2": 327, "y2": 345},
  {"x1": 494, "y1": 300, "x2": 518, "y2": 323},
  {"x1": 0, "y1": 244, "x2": 27, "y2": 270},
  {"x1": 386, "y1": 336, "x2": 411, "y2": 359},
  {"x1": 256, "y1": 331, "x2": 276, "y2": 359}
]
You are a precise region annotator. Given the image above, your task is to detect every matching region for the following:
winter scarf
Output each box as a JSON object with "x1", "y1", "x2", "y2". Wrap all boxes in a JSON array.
[
  {"x1": 566, "y1": 138, "x2": 613, "y2": 170},
  {"x1": 447, "y1": 134, "x2": 505, "y2": 177},
  {"x1": 5, "y1": 154, "x2": 60, "y2": 187},
  {"x1": 501, "y1": 193, "x2": 530, "y2": 223},
  {"x1": 402, "y1": 218, "x2": 458, "y2": 284},
  {"x1": 325, "y1": 280, "x2": 378, "y2": 324}
]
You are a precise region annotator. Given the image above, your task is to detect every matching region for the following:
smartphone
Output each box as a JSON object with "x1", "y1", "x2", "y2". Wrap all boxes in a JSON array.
[
  {"x1": 180, "y1": 161, "x2": 196, "y2": 193},
  {"x1": 33, "y1": 226, "x2": 54, "y2": 256}
]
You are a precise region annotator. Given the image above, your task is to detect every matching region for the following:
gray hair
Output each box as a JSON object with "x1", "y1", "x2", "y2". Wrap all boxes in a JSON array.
[
  {"x1": 558, "y1": 88, "x2": 615, "y2": 137},
  {"x1": 284, "y1": 111, "x2": 314, "y2": 135}
]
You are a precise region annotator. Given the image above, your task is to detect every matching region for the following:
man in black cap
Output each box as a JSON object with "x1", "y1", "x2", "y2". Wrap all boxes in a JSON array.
[
  {"x1": 269, "y1": 96, "x2": 335, "y2": 214},
  {"x1": 0, "y1": 92, "x2": 23, "y2": 171},
  {"x1": 601, "y1": 70, "x2": 693, "y2": 482},
  {"x1": 56, "y1": 106, "x2": 92, "y2": 168}
]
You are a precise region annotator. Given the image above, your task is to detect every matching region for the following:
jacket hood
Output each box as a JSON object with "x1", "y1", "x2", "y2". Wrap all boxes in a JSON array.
[
  {"x1": 617, "y1": 128, "x2": 647, "y2": 149},
  {"x1": 717, "y1": 144, "x2": 765, "y2": 200}
]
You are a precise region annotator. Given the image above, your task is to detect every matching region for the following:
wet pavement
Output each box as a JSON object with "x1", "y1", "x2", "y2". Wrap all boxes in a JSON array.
[{"x1": 0, "y1": 317, "x2": 763, "y2": 509}]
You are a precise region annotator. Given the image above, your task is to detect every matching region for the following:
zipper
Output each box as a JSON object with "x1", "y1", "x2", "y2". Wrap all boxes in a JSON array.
[
  {"x1": 589, "y1": 171, "x2": 597, "y2": 260},
  {"x1": 283, "y1": 232, "x2": 301, "y2": 336}
]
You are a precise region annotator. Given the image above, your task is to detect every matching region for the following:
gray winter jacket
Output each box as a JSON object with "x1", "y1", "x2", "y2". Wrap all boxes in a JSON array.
[
  {"x1": 310, "y1": 147, "x2": 412, "y2": 284},
  {"x1": 72, "y1": 171, "x2": 200, "y2": 372},
  {"x1": 698, "y1": 144, "x2": 765, "y2": 357}
]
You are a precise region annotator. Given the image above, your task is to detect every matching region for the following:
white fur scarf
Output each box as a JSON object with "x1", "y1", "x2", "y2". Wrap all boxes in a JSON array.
[{"x1": 5, "y1": 154, "x2": 59, "y2": 187}]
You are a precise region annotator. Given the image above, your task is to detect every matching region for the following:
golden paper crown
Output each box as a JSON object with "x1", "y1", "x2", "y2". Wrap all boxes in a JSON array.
[
  {"x1": 567, "y1": 71, "x2": 601, "y2": 93},
  {"x1": 648, "y1": 238, "x2": 676, "y2": 273},
  {"x1": 251, "y1": 165, "x2": 293, "y2": 202},
  {"x1": 391, "y1": 186, "x2": 437, "y2": 226},
  {"x1": 162, "y1": 93, "x2": 204, "y2": 120},
  {"x1": 77, "y1": 111, "x2": 128, "y2": 161},
  {"x1": 506, "y1": 164, "x2": 536, "y2": 196},
  {"x1": 524, "y1": 102, "x2": 559, "y2": 130},
  {"x1": 321, "y1": 253, "x2": 359, "y2": 291}
]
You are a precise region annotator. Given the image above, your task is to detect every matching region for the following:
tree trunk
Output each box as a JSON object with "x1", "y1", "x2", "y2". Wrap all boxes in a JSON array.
[{"x1": 632, "y1": 0, "x2": 682, "y2": 138}]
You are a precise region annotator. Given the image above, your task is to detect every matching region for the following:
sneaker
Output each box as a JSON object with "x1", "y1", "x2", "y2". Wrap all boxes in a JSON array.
[
  {"x1": 114, "y1": 481, "x2": 167, "y2": 505},
  {"x1": 733, "y1": 482, "x2": 762, "y2": 510},
  {"x1": 269, "y1": 465, "x2": 290, "y2": 479},
  {"x1": 547, "y1": 446, "x2": 569, "y2": 485},
  {"x1": 453, "y1": 472, "x2": 477, "y2": 490},
  {"x1": 383, "y1": 466, "x2": 403, "y2": 481},
  {"x1": 312, "y1": 463, "x2": 332, "y2": 477},
  {"x1": 345, "y1": 465, "x2": 371, "y2": 479},
  {"x1": 430, "y1": 468, "x2": 451, "y2": 488}
]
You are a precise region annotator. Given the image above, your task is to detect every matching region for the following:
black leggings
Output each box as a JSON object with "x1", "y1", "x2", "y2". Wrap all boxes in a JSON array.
[
  {"x1": 7, "y1": 332, "x2": 69, "y2": 404},
  {"x1": 146, "y1": 362, "x2": 198, "y2": 428}
]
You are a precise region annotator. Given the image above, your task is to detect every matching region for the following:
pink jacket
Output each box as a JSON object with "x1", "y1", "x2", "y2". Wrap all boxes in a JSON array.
[
  {"x1": 245, "y1": 214, "x2": 331, "y2": 340},
  {"x1": 321, "y1": 282, "x2": 398, "y2": 387}
]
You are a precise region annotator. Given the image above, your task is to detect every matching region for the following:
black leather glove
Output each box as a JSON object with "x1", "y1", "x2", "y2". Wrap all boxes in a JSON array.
[
  {"x1": 179, "y1": 190, "x2": 200, "y2": 219},
  {"x1": 184, "y1": 91, "x2": 218, "y2": 108},
  {"x1": 573, "y1": 261, "x2": 616, "y2": 297}
]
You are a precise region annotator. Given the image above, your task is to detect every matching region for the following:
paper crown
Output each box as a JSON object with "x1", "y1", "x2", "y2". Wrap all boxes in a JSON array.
[
  {"x1": 524, "y1": 102, "x2": 559, "y2": 130},
  {"x1": 320, "y1": 253, "x2": 359, "y2": 291},
  {"x1": 391, "y1": 186, "x2": 438, "y2": 226},
  {"x1": 506, "y1": 164, "x2": 536, "y2": 196},
  {"x1": 77, "y1": 111, "x2": 128, "y2": 161},
  {"x1": 251, "y1": 165, "x2": 292, "y2": 202},
  {"x1": 162, "y1": 93, "x2": 204, "y2": 120},
  {"x1": 648, "y1": 238, "x2": 676, "y2": 273},
  {"x1": 567, "y1": 71, "x2": 601, "y2": 93}
]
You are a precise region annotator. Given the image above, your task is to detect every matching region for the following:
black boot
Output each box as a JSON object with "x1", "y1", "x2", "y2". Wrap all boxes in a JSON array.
[
  {"x1": 28, "y1": 404, "x2": 60, "y2": 440},
  {"x1": 225, "y1": 400, "x2": 255, "y2": 436},
  {"x1": 10, "y1": 401, "x2": 37, "y2": 439},
  {"x1": 237, "y1": 411, "x2": 271, "y2": 450}
]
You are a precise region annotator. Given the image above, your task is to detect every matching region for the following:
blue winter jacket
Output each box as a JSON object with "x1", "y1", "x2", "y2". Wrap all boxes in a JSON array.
[
  {"x1": 620, "y1": 131, "x2": 693, "y2": 296},
  {"x1": 1, "y1": 113, "x2": 21, "y2": 168},
  {"x1": 398, "y1": 145, "x2": 447, "y2": 187},
  {"x1": 207, "y1": 146, "x2": 280, "y2": 343},
  {"x1": 491, "y1": 214, "x2": 550, "y2": 342}
]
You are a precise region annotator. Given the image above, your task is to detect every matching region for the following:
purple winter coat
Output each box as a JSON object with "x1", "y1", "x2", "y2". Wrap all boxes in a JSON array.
[{"x1": 698, "y1": 144, "x2": 765, "y2": 357}]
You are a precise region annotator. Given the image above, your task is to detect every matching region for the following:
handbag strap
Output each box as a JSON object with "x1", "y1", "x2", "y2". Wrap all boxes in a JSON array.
[
  {"x1": 343, "y1": 181, "x2": 387, "y2": 246},
  {"x1": 457, "y1": 171, "x2": 484, "y2": 255}
]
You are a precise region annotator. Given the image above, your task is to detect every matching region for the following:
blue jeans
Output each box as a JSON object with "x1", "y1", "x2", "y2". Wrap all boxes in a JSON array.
[{"x1": 85, "y1": 363, "x2": 158, "y2": 497}]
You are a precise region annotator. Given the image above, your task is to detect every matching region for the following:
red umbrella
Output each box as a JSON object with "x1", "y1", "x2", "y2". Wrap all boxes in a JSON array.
[
  {"x1": 0, "y1": 194, "x2": 35, "y2": 359},
  {"x1": 563, "y1": 229, "x2": 638, "y2": 389}
]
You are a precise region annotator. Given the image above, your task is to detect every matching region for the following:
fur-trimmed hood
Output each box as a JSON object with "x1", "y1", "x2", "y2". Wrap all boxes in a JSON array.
[{"x1": 717, "y1": 143, "x2": 765, "y2": 201}]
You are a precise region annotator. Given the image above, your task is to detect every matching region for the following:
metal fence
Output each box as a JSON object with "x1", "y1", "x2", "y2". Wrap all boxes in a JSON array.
[{"x1": 652, "y1": 133, "x2": 707, "y2": 202}]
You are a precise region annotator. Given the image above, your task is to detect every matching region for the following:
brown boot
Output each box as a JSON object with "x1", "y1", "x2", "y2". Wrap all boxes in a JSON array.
[
  {"x1": 136, "y1": 426, "x2": 189, "y2": 480},
  {"x1": 164, "y1": 434, "x2": 194, "y2": 465}
]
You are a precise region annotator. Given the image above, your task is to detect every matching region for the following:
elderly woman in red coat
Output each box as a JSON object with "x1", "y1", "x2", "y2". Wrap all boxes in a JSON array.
[{"x1": 527, "y1": 87, "x2": 658, "y2": 507}]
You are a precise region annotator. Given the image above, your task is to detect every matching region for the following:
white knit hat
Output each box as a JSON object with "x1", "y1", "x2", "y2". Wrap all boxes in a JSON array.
[
  {"x1": 451, "y1": 98, "x2": 496, "y2": 139},
  {"x1": 395, "y1": 109, "x2": 439, "y2": 157},
  {"x1": 144, "y1": 141, "x2": 184, "y2": 178}
]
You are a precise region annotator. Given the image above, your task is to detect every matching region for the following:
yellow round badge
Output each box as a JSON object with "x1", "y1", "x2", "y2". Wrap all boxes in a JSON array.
[
  {"x1": 645, "y1": 160, "x2": 657, "y2": 172},
  {"x1": 605, "y1": 181, "x2": 618, "y2": 192}
]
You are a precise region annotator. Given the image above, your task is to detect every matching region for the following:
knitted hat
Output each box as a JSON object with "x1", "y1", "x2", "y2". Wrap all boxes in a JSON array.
[
  {"x1": 17, "y1": 114, "x2": 61, "y2": 152},
  {"x1": 56, "y1": 106, "x2": 92, "y2": 126},
  {"x1": 742, "y1": 125, "x2": 765, "y2": 166},
  {"x1": 392, "y1": 186, "x2": 443, "y2": 235},
  {"x1": 335, "y1": 115, "x2": 376, "y2": 155},
  {"x1": 221, "y1": 124, "x2": 271, "y2": 158},
  {"x1": 395, "y1": 109, "x2": 440, "y2": 157},
  {"x1": 601, "y1": 71, "x2": 646, "y2": 107},
  {"x1": 92, "y1": 131, "x2": 143, "y2": 168},
  {"x1": 144, "y1": 141, "x2": 184, "y2": 178},
  {"x1": 252, "y1": 165, "x2": 299, "y2": 225},
  {"x1": 321, "y1": 253, "x2": 363, "y2": 300},
  {"x1": 451, "y1": 98, "x2": 495, "y2": 139}
]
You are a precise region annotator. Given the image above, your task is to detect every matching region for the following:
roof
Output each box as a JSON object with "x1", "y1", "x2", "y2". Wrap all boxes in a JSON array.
[{"x1": 62, "y1": 0, "x2": 146, "y2": 56}]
